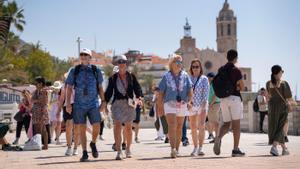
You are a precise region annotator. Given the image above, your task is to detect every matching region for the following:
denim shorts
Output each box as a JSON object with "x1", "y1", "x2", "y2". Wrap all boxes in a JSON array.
[{"x1": 73, "y1": 105, "x2": 101, "y2": 124}]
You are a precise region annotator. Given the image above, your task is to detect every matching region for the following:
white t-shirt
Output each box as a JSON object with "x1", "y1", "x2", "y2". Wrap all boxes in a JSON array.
[{"x1": 257, "y1": 95, "x2": 268, "y2": 112}]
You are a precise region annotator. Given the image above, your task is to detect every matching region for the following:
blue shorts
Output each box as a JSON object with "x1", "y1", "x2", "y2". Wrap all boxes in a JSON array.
[{"x1": 73, "y1": 105, "x2": 101, "y2": 124}]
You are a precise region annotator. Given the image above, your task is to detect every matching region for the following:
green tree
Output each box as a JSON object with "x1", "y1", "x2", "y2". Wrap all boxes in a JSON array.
[
  {"x1": 103, "y1": 64, "x2": 114, "y2": 78},
  {"x1": 131, "y1": 64, "x2": 139, "y2": 78},
  {"x1": 141, "y1": 74, "x2": 154, "y2": 94},
  {"x1": 26, "y1": 50, "x2": 54, "y2": 82},
  {"x1": 52, "y1": 56, "x2": 72, "y2": 80},
  {"x1": 6, "y1": 31, "x2": 20, "y2": 53},
  {"x1": 0, "y1": 47, "x2": 28, "y2": 84}
]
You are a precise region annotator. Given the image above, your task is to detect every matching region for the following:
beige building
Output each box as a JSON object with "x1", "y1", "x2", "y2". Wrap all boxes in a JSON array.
[{"x1": 176, "y1": 0, "x2": 252, "y2": 91}]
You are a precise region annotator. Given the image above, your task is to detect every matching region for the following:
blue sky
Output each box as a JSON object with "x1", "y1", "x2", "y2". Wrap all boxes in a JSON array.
[{"x1": 14, "y1": 0, "x2": 300, "y2": 98}]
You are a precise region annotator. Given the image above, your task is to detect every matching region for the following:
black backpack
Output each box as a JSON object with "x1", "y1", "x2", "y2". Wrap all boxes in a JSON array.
[
  {"x1": 212, "y1": 65, "x2": 235, "y2": 98},
  {"x1": 73, "y1": 64, "x2": 99, "y2": 92},
  {"x1": 253, "y1": 97, "x2": 259, "y2": 112}
]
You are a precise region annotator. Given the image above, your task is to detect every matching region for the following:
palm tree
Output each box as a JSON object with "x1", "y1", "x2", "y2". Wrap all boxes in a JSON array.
[{"x1": 2, "y1": 1, "x2": 25, "y2": 32}]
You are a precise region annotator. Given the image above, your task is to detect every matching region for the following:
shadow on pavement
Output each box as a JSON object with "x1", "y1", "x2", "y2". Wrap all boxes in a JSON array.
[
  {"x1": 138, "y1": 155, "x2": 194, "y2": 161},
  {"x1": 193, "y1": 156, "x2": 231, "y2": 160},
  {"x1": 99, "y1": 150, "x2": 115, "y2": 153},
  {"x1": 254, "y1": 142, "x2": 269, "y2": 146},
  {"x1": 137, "y1": 157, "x2": 178, "y2": 161},
  {"x1": 156, "y1": 145, "x2": 170, "y2": 148},
  {"x1": 38, "y1": 159, "x2": 117, "y2": 165},
  {"x1": 248, "y1": 155, "x2": 274, "y2": 158},
  {"x1": 143, "y1": 142, "x2": 165, "y2": 145},
  {"x1": 35, "y1": 155, "x2": 67, "y2": 159}
]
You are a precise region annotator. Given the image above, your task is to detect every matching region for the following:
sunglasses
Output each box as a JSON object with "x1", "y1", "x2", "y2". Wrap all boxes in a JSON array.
[
  {"x1": 192, "y1": 65, "x2": 200, "y2": 69},
  {"x1": 118, "y1": 60, "x2": 127, "y2": 64},
  {"x1": 80, "y1": 53, "x2": 89, "y2": 57},
  {"x1": 175, "y1": 60, "x2": 182, "y2": 65}
]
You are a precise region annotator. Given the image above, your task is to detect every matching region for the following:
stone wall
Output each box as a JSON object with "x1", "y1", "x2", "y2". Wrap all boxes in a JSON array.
[
  {"x1": 140, "y1": 92, "x2": 300, "y2": 136},
  {"x1": 239, "y1": 92, "x2": 300, "y2": 135}
]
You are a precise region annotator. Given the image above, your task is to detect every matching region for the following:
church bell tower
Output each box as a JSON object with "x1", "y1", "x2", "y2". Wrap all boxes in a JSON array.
[{"x1": 216, "y1": 0, "x2": 237, "y2": 53}]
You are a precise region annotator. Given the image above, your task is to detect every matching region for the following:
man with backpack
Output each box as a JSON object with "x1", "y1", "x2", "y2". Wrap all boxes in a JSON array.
[
  {"x1": 212, "y1": 49, "x2": 246, "y2": 157},
  {"x1": 65, "y1": 48, "x2": 106, "y2": 162}
]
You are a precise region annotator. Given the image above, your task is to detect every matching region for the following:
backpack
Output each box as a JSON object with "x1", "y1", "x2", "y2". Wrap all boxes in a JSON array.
[
  {"x1": 253, "y1": 97, "x2": 259, "y2": 112},
  {"x1": 73, "y1": 64, "x2": 99, "y2": 92},
  {"x1": 212, "y1": 65, "x2": 235, "y2": 98}
]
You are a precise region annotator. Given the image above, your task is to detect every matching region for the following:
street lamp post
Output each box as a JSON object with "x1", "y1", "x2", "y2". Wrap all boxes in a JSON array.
[{"x1": 76, "y1": 37, "x2": 82, "y2": 56}]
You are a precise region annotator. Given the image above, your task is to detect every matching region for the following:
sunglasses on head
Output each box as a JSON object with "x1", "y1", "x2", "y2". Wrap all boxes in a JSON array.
[
  {"x1": 118, "y1": 60, "x2": 127, "y2": 64},
  {"x1": 175, "y1": 60, "x2": 182, "y2": 65},
  {"x1": 80, "y1": 53, "x2": 89, "y2": 57},
  {"x1": 192, "y1": 65, "x2": 200, "y2": 69}
]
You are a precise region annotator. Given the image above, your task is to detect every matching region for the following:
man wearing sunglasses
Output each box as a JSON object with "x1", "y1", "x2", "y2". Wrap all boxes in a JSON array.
[{"x1": 65, "y1": 48, "x2": 106, "y2": 162}]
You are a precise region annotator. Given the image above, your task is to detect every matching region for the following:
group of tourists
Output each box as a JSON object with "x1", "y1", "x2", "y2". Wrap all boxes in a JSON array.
[{"x1": 0, "y1": 48, "x2": 295, "y2": 161}]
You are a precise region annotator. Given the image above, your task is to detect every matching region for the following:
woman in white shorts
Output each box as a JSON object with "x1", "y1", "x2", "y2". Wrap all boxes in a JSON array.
[
  {"x1": 188, "y1": 59, "x2": 209, "y2": 156},
  {"x1": 49, "y1": 81, "x2": 63, "y2": 145},
  {"x1": 156, "y1": 54, "x2": 193, "y2": 158}
]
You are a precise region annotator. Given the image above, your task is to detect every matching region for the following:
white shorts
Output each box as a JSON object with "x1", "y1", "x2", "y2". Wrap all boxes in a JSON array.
[
  {"x1": 220, "y1": 95, "x2": 243, "y2": 122},
  {"x1": 189, "y1": 105, "x2": 208, "y2": 116},
  {"x1": 49, "y1": 104, "x2": 62, "y2": 122},
  {"x1": 164, "y1": 101, "x2": 189, "y2": 117}
]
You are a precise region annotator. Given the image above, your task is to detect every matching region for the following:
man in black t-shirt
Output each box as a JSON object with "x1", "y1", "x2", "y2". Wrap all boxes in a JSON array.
[{"x1": 213, "y1": 49, "x2": 246, "y2": 157}]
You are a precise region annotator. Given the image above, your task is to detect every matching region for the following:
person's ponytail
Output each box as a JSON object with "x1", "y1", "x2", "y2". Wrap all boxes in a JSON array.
[{"x1": 271, "y1": 74, "x2": 277, "y2": 85}]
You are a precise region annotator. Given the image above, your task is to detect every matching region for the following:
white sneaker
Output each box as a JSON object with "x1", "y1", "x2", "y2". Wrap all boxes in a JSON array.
[
  {"x1": 12, "y1": 139, "x2": 19, "y2": 145},
  {"x1": 99, "y1": 136, "x2": 104, "y2": 141},
  {"x1": 170, "y1": 149, "x2": 177, "y2": 158},
  {"x1": 154, "y1": 136, "x2": 163, "y2": 141},
  {"x1": 65, "y1": 147, "x2": 72, "y2": 156},
  {"x1": 56, "y1": 138, "x2": 61, "y2": 145},
  {"x1": 282, "y1": 148, "x2": 290, "y2": 156},
  {"x1": 115, "y1": 151, "x2": 124, "y2": 160},
  {"x1": 135, "y1": 137, "x2": 140, "y2": 143},
  {"x1": 191, "y1": 147, "x2": 198, "y2": 156},
  {"x1": 125, "y1": 149, "x2": 132, "y2": 158},
  {"x1": 197, "y1": 147, "x2": 205, "y2": 156},
  {"x1": 270, "y1": 146, "x2": 279, "y2": 156},
  {"x1": 73, "y1": 148, "x2": 78, "y2": 155}
]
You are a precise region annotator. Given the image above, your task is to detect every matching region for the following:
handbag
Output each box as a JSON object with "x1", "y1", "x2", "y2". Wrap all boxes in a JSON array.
[
  {"x1": 274, "y1": 88, "x2": 296, "y2": 113},
  {"x1": 128, "y1": 98, "x2": 137, "y2": 108},
  {"x1": 13, "y1": 111, "x2": 24, "y2": 122}
]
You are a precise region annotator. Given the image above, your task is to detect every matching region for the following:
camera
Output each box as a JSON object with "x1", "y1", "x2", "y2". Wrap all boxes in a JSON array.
[{"x1": 176, "y1": 95, "x2": 182, "y2": 102}]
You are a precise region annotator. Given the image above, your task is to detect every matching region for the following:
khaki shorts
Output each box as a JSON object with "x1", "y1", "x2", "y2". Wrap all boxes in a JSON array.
[
  {"x1": 220, "y1": 95, "x2": 243, "y2": 122},
  {"x1": 208, "y1": 103, "x2": 221, "y2": 123}
]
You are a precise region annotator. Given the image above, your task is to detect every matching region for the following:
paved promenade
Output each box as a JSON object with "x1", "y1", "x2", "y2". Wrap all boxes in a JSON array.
[{"x1": 1, "y1": 128, "x2": 300, "y2": 169}]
